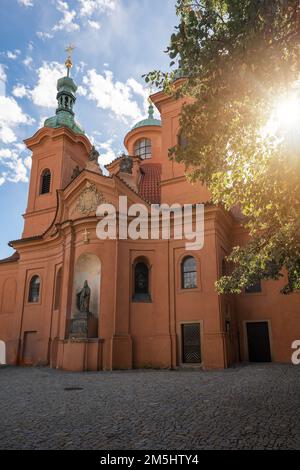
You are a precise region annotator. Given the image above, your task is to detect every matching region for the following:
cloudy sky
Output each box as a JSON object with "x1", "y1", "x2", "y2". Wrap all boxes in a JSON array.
[{"x1": 0, "y1": 0, "x2": 177, "y2": 258}]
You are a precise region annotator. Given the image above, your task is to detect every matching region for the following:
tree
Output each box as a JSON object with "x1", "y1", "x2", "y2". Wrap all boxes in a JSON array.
[{"x1": 145, "y1": 0, "x2": 300, "y2": 294}]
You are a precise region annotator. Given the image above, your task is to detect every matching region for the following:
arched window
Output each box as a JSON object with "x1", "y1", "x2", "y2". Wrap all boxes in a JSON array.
[
  {"x1": 40, "y1": 169, "x2": 51, "y2": 194},
  {"x1": 54, "y1": 268, "x2": 62, "y2": 310},
  {"x1": 133, "y1": 261, "x2": 151, "y2": 301},
  {"x1": 28, "y1": 275, "x2": 41, "y2": 303},
  {"x1": 181, "y1": 256, "x2": 197, "y2": 289},
  {"x1": 134, "y1": 138, "x2": 151, "y2": 159}
]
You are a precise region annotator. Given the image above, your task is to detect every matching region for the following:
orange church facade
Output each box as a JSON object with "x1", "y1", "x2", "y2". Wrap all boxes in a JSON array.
[{"x1": 0, "y1": 69, "x2": 299, "y2": 372}]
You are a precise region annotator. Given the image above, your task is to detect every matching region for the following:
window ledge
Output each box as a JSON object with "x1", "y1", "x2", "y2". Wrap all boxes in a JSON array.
[{"x1": 132, "y1": 293, "x2": 152, "y2": 303}]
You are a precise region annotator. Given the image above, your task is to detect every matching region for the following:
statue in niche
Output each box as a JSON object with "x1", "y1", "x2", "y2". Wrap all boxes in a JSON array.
[
  {"x1": 88, "y1": 146, "x2": 100, "y2": 164},
  {"x1": 119, "y1": 153, "x2": 133, "y2": 174},
  {"x1": 76, "y1": 280, "x2": 91, "y2": 314},
  {"x1": 70, "y1": 280, "x2": 98, "y2": 339}
]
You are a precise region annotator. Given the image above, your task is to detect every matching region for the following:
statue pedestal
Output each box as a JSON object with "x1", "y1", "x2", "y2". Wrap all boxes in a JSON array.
[
  {"x1": 69, "y1": 312, "x2": 98, "y2": 339},
  {"x1": 58, "y1": 338, "x2": 104, "y2": 372},
  {"x1": 86, "y1": 160, "x2": 102, "y2": 174},
  {"x1": 69, "y1": 313, "x2": 88, "y2": 339}
]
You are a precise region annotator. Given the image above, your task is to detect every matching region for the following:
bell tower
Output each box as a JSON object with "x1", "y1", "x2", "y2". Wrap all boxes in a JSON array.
[{"x1": 22, "y1": 47, "x2": 92, "y2": 238}]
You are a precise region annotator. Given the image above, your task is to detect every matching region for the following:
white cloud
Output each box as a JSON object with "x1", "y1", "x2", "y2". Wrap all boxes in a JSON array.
[
  {"x1": 30, "y1": 61, "x2": 65, "y2": 108},
  {"x1": 23, "y1": 56, "x2": 33, "y2": 68},
  {"x1": 0, "y1": 176, "x2": 5, "y2": 186},
  {"x1": 99, "y1": 143, "x2": 115, "y2": 165},
  {"x1": 11, "y1": 62, "x2": 65, "y2": 109},
  {"x1": 0, "y1": 148, "x2": 30, "y2": 184},
  {"x1": 90, "y1": 138, "x2": 116, "y2": 166},
  {"x1": 83, "y1": 69, "x2": 146, "y2": 124},
  {"x1": 0, "y1": 64, "x2": 6, "y2": 95},
  {"x1": 24, "y1": 155, "x2": 32, "y2": 169},
  {"x1": 88, "y1": 20, "x2": 101, "y2": 29},
  {"x1": 12, "y1": 84, "x2": 30, "y2": 98},
  {"x1": 0, "y1": 148, "x2": 13, "y2": 158},
  {"x1": 0, "y1": 95, "x2": 34, "y2": 143},
  {"x1": 13, "y1": 142, "x2": 26, "y2": 152},
  {"x1": 18, "y1": 0, "x2": 34, "y2": 7},
  {"x1": 0, "y1": 64, "x2": 6, "y2": 83},
  {"x1": 0, "y1": 68, "x2": 34, "y2": 144},
  {"x1": 75, "y1": 61, "x2": 87, "y2": 74},
  {"x1": 53, "y1": 0, "x2": 80, "y2": 32},
  {"x1": 6, "y1": 51, "x2": 18, "y2": 60},
  {"x1": 39, "y1": 116, "x2": 48, "y2": 127},
  {"x1": 36, "y1": 31, "x2": 54, "y2": 40},
  {"x1": 5, "y1": 158, "x2": 29, "y2": 183},
  {"x1": 78, "y1": 0, "x2": 115, "y2": 17},
  {"x1": 0, "y1": 127, "x2": 15, "y2": 144},
  {"x1": 77, "y1": 85, "x2": 87, "y2": 96}
]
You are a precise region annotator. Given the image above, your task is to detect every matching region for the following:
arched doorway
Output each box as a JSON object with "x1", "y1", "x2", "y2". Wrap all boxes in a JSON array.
[
  {"x1": 71, "y1": 253, "x2": 101, "y2": 338},
  {"x1": 0, "y1": 340, "x2": 6, "y2": 365}
]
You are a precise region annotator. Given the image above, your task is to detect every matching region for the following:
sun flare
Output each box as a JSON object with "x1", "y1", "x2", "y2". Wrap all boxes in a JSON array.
[
  {"x1": 262, "y1": 91, "x2": 300, "y2": 139},
  {"x1": 274, "y1": 94, "x2": 300, "y2": 131}
]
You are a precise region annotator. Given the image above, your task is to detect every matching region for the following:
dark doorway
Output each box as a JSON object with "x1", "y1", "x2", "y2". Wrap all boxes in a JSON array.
[
  {"x1": 22, "y1": 331, "x2": 38, "y2": 365},
  {"x1": 182, "y1": 323, "x2": 201, "y2": 363},
  {"x1": 246, "y1": 322, "x2": 271, "y2": 362}
]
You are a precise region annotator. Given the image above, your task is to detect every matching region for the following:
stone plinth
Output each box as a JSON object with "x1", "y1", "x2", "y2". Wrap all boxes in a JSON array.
[{"x1": 69, "y1": 312, "x2": 88, "y2": 339}]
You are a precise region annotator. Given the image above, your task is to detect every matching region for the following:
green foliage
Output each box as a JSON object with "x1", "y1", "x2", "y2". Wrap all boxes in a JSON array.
[{"x1": 145, "y1": 0, "x2": 300, "y2": 294}]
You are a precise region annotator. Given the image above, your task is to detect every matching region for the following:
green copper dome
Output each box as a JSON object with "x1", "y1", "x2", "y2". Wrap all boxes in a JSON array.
[
  {"x1": 132, "y1": 103, "x2": 161, "y2": 130},
  {"x1": 44, "y1": 75, "x2": 85, "y2": 135}
]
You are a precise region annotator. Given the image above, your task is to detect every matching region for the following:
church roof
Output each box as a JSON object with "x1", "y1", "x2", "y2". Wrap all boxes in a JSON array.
[
  {"x1": 138, "y1": 163, "x2": 161, "y2": 204},
  {"x1": 132, "y1": 103, "x2": 161, "y2": 130},
  {"x1": 0, "y1": 251, "x2": 20, "y2": 263},
  {"x1": 44, "y1": 63, "x2": 84, "y2": 135}
]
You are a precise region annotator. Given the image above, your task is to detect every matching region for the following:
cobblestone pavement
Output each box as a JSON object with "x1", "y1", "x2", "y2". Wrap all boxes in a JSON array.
[{"x1": 0, "y1": 364, "x2": 300, "y2": 450}]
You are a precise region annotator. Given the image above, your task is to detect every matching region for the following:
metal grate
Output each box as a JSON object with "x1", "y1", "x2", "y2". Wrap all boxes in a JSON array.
[
  {"x1": 64, "y1": 387, "x2": 83, "y2": 391},
  {"x1": 40, "y1": 169, "x2": 51, "y2": 194},
  {"x1": 182, "y1": 323, "x2": 201, "y2": 363}
]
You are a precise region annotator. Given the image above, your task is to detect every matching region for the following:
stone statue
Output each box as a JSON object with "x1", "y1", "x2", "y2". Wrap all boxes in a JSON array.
[
  {"x1": 88, "y1": 146, "x2": 100, "y2": 164},
  {"x1": 71, "y1": 165, "x2": 80, "y2": 180},
  {"x1": 70, "y1": 280, "x2": 91, "y2": 339},
  {"x1": 77, "y1": 280, "x2": 91, "y2": 314},
  {"x1": 119, "y1": 153, "x2": 133, "y2": 174}
]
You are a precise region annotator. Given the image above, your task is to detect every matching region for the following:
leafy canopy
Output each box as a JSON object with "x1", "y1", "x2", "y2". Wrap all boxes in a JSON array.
[{"x1": 145, "y1": 0, "x2": 300, "y2": 294}]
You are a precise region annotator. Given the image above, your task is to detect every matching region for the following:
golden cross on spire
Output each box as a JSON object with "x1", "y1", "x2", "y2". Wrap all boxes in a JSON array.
[{"x1": 65, "y1": 44, "x2": 75, "y2": 77}]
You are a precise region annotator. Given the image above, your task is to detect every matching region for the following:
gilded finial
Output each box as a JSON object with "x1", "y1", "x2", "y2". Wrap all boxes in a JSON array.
[{"x1": 65, "y1": 44, "x2": 75, "y2": 77}]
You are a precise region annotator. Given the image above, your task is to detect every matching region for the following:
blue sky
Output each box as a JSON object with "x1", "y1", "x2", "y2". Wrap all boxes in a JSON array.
[{"x1": 0, "y1": 0, "x2": 177, "y2": 258}]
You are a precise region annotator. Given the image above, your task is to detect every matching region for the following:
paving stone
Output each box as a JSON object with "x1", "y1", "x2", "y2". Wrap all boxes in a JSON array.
[{"x1": 0, "y1": 364, "x2": 300, "y2": 449}]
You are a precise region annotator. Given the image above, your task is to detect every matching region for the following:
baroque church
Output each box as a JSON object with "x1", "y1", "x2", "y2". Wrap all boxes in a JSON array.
[{"x1": 0, "y1": 54, "x2": 299, "y2": 371}]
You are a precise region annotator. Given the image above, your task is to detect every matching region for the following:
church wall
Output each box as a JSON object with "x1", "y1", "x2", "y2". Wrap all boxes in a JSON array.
[
  {"x1": 161, "y1": 177, "x2": 210, "y2": 205},
  {"x1": 158, "y1": 96, "x2": 192, "y2": 182},
  {"x1": 128, "y1": 241, "x2": 172, "y2": 369},
  {"x1": 23, "y1": 136, "x2": 62, "y2": 237},
  {"x1": 0, "y1": 262, "x2": 19, "y2": 365},
  {"x1": 23, "y1": 128, "x2": 90, "y2": 238},
  {"x1": 232, "y1": 226, "x2": 300, "y2": 363},
  {"x1": 154, "y1": 95, "x2": 210, "y2": 205},
  {"x1": 17, "y1": 242, "x2": 67, "y2": 366},
  {"x1": 171, "y1": 212, "x2": 227, "y2": 370}
]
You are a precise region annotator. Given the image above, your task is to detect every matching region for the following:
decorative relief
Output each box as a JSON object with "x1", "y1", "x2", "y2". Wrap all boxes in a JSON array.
[{"x1": 71, "y1": 182, "x2": 106, "y2": 216}]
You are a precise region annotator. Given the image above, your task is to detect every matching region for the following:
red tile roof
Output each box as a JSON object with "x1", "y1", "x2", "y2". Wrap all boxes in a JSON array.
[
  {"x1": 0, "y1": 251, "x2": 20, "y2": 264},
  {"x1": 138, "y1": 164, "x2": 161, "y2": 204}
]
